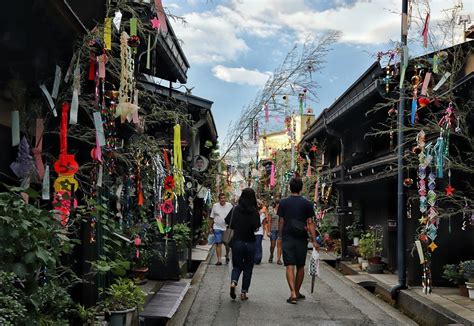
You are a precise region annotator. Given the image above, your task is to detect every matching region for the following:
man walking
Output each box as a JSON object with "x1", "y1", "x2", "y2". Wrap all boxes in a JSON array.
[
  {"x1": 210, "y1": 193, "x2": 233, "y2": 265},
  {"x1": 278, "y1": 177, "x2": 319, "y2": 304}
]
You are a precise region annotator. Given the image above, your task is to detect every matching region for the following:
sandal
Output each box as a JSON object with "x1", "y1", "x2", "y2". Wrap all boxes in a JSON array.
[
  {"x1": 286, "y1": 297, "x2": 297, "y2": 304},
  {"x1": 230, "y1": 281, "x2": 237, "y2": 300},
  {"x1": 297, "y1": 293, "x2": 305, "y2": 300},
  {"x1": 240, "y1": 293, "x2": 248, "y2": 301},
  {"x1": 277, "y1": 260, "x2": 283, "y2": 265}
]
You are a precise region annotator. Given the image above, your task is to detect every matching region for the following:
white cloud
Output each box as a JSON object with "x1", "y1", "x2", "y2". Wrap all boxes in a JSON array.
[
  {"x1": 212, "y1": 65, "x2": 272, "y2": 86},
  {"x1": 172, "y1": 0, "x2": 473, "y2": 64}
]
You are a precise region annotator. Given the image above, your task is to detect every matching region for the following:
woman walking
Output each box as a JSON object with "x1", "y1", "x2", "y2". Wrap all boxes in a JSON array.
[
  {"x1": 225, "y1": 188, "x2": 261, "y2": 301},
  {"x1": 254, "y1": 200, "x2": 266, "y2": 265},
  {"x1": 268, "y1": 200, "x2": 283, "y2": 264}
]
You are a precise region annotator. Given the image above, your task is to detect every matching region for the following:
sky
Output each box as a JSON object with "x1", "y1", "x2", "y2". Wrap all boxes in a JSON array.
[{"x1": 165, "y1": 0, "x2": 473, "y2": 149}]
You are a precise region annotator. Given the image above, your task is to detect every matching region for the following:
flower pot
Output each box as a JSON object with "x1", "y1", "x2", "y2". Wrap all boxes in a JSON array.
[
  {"x1": 108, "y1": 307, "x2": 136, "y2": 326},
  {"x1": 466, "y1": 282, "x2": 474, "y2": 300},
  {"x1": 367, "y1": 263, "x2": 384, "y2": 274},
  {"x1": 132, "y1": 267, "x2": 149, "y2": 284},
  {"x1": 459, "y1": 283, "x2": 469, "y2": 297},
  {"x1": 353, "y1": 237, "x2": 360, "y2": 246},
  {"x1": 361, "y1": 260, "x2": 369, "y2": 271},
  {"x1": 368, "y1": 256, "x2": 382, "y2": 265}
]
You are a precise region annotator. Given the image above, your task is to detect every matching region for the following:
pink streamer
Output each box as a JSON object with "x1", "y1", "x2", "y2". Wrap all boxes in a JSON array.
[
  {"x1": 421, "y1": 72, "x2": 431, "y2": 96},
  {"x1": 264, "y1": 104, "x2": 269, "y2": 123},
  {"x1": 155, "y1": 0, "x2": 168, "y2": 33},
  {"x1": 97, "y1": 54, "x2": 108, "y2": 79},
  {"x1": 32, "y1": 119, "x2": 45, "y2": 179},
  {"x1": 422, "y1": 13, "x2": 430, "y2": 48},
  {"x1": 307, "y1": 164, "x2": 311, "y2": 177},
  {"x1": 270, "y1": 163, "x2": 276, "y2": 187}
]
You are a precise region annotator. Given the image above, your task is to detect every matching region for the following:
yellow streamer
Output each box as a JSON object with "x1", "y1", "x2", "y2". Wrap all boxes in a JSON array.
[
  {"x1": 104, "y1": 18, "x2": 112, "y2": 50},
  {"x1": 173, "y1": 124, "x2": 184, "y2": 196}
]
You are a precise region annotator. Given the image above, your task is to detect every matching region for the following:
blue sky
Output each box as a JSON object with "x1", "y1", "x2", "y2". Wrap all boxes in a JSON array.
[{"x1": 166, "y1": 0, "x2": 472, "y2": 147}]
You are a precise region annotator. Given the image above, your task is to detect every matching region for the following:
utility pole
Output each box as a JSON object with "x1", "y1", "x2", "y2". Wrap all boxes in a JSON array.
[{"x1": 392, "y1": 0, "x2": 408, "y2": 299}]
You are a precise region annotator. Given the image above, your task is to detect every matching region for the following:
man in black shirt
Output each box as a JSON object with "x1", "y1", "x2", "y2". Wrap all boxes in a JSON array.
[{"x1": 277, "y1": 177, "x2": 319, "y2": 304}]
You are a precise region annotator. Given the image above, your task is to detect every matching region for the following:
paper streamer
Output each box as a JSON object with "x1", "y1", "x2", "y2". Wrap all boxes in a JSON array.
[
  {"x1": 422, "y1": 13, "x2": 430, "y2": 48},
  {"x1": 433, "y1": 54, "x2": 439, "y2": 74},
  {"x1": 51, "y1": 65, "x2": 62, "y2": 99},
  {"x1": 433, "y1": 72, "x2": 451, "y2": 91},
  {"x1": 421, "y1": 72, "x2": 431, "y2": 96},
  {"x1": 146, "y1": 33, "x2": 151, "y2": 70},
  {"x1": 39, "y1": 84, "x2": 57, "y2": 117},
  {"x1": 42, "y1": 165, "x2": 50, "y2": 200},
  {"x1": 113, "y1": 10, "x2": 122, "y2": 31},
  {"x1": 97, "y1": 54, "x2": 107, "y2": 79},
  {"x1": 97, "y1": 164, "x2": 103, "y2": 187},
  {"x1": 93, "y1": 112, "x2": 106, "y2": 146},
  {"x1": 33, "y1": 118, "x2": 45, "y2": 179},
  {"x1": 64, "y1": 53, "x2": 76, "y2": 83},
  {"x1": 11, "y1": 111, "x2": 20, "y2": 147},
  {"x1": 415, "y1": 240, "x2": 425, "y2": 264},
  {"x1": 410, "y1": 99, "x2": 417, "y2": 125},
  {"x1": 264, "y1": 104, "x2": 269, "y2": 123},
  {"x1": 270, "y1": 162, "x2": 276, "y2": 187},
  {"x1": 132, "y1": 92, "x2": 139, "y2": 123},
  {"x1": 399, "y1": 46, "x2": 409, "y2": 89},
  {"x1": 130, "y1": 17, "x2": 137, "y2": 36},
  {"x1": 70, "y1": 90, "x2": 79, "y2": 125},
  {"x1": 104, "y1": 18, "x2": 112, "y2": 50}
]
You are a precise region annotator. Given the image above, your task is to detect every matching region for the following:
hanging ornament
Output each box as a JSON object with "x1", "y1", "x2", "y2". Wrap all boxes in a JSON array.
[
  {"x1": 410, "y1": 73, "x2": 422, "y2": 125},
  {"x1": 298, "y1": 92, "x2": 305, "y2": 115},
  {"x1": 116, "y1": 32, "x2": 138, "y2": 123},
  {"x1": 53, "y1": 103, "x2": 79, "y2": 226}
]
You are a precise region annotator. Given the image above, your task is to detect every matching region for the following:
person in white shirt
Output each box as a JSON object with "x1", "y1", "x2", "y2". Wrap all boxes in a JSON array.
[
  {"x1": 254, "y1": 200, "x2": 267, "y2": 264},
  {"x1": 210, "y1": 193, "x2": 233, "y2": 265}
]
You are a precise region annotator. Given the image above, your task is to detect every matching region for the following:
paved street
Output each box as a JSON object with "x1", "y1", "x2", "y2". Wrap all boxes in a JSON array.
[{"x1": 184, "y1": 238, "x2": 417, "y2": 326}]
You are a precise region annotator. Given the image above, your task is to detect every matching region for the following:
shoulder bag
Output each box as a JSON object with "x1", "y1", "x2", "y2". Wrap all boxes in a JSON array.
[{"x1": 222, "y1": 208, "x2": 235, "y2": 245}]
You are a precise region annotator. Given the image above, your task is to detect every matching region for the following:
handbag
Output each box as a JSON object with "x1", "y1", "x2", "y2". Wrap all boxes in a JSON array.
[
  {"x1": 222, "y1": 208, "x2": 235, "y2": 245},
  {"x1": 288, "y1": 217, "x2": 307, "y2": 238}
]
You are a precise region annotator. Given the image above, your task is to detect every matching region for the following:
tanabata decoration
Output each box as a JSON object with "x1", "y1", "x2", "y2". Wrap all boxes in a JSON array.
[
  {"x1": 173, "y1": 124, "x2": 184, "y2": 196},
  {"x1": 269, "y1": 162, "x2": 276, "y2": 188},
  {"x1": 10, "y1": 137, "x2": 36, "y2": 201},
  {"x1": 164, "y1": 175, "x2": 175, "y2": 190},
  {"x1": 161, "y1": 199, "x2": 173, "y2": 214},
  {"x1": 53, "y1": 103, "x2": 79, "y2": 226},
  {"x1": 116, "y1": 32, "x2": 138, "y2": 123},
  {"x1": 411, "y1": 73, "x2": 422, "y2": 125}
]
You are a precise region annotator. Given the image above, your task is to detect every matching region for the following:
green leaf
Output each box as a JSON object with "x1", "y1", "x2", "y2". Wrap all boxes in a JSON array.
[
  {"x1": 24, "y1": 252, "x2": 36, "y2": 264},
  {"x1": 36, "y1": 249, "x2": 51, "y2": 264},
  {"x1": 12, "y1": 263, "x2": 27, "y2": 277}
]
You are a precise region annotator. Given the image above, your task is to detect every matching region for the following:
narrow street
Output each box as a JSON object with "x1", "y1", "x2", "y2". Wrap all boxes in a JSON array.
[{"x1": 184, "y1": 238, "x2": 416, "y2": 326}]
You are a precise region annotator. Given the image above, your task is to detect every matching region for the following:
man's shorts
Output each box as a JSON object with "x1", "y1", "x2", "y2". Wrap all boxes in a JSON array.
[
  {"x1": 214, "y1": 229, "x2": 224, "y2": 244},
  {"x1": 282, "y1": 238, "x2": 307, "y2": 267},
  {"x1": 270, "y1": 230, "x2": 278, "y2": 241}
]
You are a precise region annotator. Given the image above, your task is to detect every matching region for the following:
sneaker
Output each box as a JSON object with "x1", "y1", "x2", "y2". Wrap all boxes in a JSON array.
[{"x1": 230, "y1": 281, "x2": 237, "y2": 300}]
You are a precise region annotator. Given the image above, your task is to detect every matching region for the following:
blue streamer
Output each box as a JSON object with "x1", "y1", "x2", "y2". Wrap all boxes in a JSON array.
[{"x1": 411, "y1": 99, "x2": 417, "y2": 125}]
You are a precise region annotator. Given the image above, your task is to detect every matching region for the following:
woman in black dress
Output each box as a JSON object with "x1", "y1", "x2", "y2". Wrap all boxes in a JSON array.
[{"x1": 225, "y1": 188, "x2": 261, "y2": 301}]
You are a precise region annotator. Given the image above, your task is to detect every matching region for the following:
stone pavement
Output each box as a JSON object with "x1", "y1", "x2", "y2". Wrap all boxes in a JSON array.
[{"x1": 183, "y1": 237, "x2": 417, "y2": 326}]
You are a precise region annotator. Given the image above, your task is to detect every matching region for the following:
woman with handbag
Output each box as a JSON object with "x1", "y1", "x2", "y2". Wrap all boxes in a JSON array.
[{"x1": 224, "y1": 188, "x2": 261, "y2": 301}]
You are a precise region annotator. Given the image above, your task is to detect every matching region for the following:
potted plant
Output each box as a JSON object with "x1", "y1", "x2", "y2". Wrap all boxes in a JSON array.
[
  {"x1": 198, "y1": 218, "x2": 210, "y2": 245},
  {"x1": 442, "y1": 264, "x2": 468, "y2": 297},
  {"x1": 101, "y1": 278, "x2": 146, "y2": 326},
  {"x1": 132, "y1": 248, "x2": 151, "y2": 284},
  {"x1": 460, "y1": 260, "x2": 474, "y2": 300},
  {"x1": 358, "y1": 225, "x2": 383, "y2": 273},
  {"x1": 172, "y1": 223, "x2": 191, "y2": 260},
  {"x1": 346, "y1": 217, "x2": 363, "y2": 246}
]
